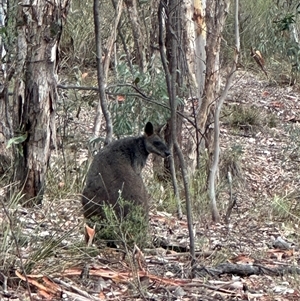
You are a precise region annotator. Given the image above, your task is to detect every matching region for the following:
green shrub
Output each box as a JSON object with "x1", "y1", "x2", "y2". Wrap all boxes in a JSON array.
[
  {"x1": 228, "y1": 105, "x2": 263, "y2": 130},
  {"x1": 88, "y1": 196, "x2": 150, "y2": 249},
  {"x1": 108, "y1": 61, "x2": 171, "y2": 137},
  {"x1": 224, "y1": 104, "x2": 277, "y2": 132},
  {"x1": 189, "y1": 156, "x2": 210, "y2": 218},
  {"x1": 224, "y1": 0, "x2": 300, "y2": 80},
  {"x1": 220, "y1": 144, "x2": 244, "y2": 181},
  {"x1": 271, "y1": 193, "x2": 300, "y2": 221}
]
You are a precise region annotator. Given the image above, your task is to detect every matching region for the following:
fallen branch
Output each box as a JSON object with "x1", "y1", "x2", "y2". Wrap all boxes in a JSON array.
[{"x1": 194, "y1": 262, "x2": 300, "y2": 277}]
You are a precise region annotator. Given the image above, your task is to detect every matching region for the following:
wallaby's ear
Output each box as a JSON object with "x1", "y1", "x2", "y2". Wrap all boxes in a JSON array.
[{"x1": 144, "y1": 122, "x2": 154, "y2": 136}]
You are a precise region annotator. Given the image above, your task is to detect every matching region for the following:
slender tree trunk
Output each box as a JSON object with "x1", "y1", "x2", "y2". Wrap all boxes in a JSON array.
[
  {"x1": 197, "y1": 0, "x2": 229, "y2": 136},
  {"x1": 111, "y1": 0, "x2": 134, "y2": 75},
  {"x1": 194, "y1": 0, "x2": 206, "y2": 100},
  {"x1": 205, "y1": 0, "x2": 232, "y2": 222},
  {"x1": 0, "y1": 0, "x2": 12, "y2": 175},
  {"x1": 179, "y1": 0, "x2": 205, "y2": 174},
  {"x1": 149, "y1": 0, "x2": 160, "y2": 58},
  {"x1": 103, "y1": 0, "x2": 123, "y2": 82},
  {"x1": 124, "y1": 0, "x2": 146, "y2": 72},
  {"x1": 93, "y1": 0, "x2": 113, "y2": 143},
  {"x1": 225, "y1": 0, "x2": 240, "y2": 225},
  {"x1": 158, "y1": 1, "x2": 181, "y2": 219},
  {"x1": 163, "y1": 0, "x2": 185, "y2": 174},
  {"x1": 158, "y1": 0, "x2": 195, "y2": 270},
  {"x1": 13, "y1": 0, "x2": 70, "y2": 204}
]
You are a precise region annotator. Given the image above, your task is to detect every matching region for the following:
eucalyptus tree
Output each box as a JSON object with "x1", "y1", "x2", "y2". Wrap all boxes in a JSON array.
[{"x1": 0, "y1": 0, "x2": 71, "y2": 203}]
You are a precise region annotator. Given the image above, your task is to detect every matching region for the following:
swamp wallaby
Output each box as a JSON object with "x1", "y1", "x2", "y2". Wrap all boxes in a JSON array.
[{"x1": 82, "y1": 122, "x2": 170, "y2": 219}]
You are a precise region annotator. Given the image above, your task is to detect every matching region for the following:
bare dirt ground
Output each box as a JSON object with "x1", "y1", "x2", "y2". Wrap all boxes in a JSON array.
[{"x1": 1, "y1": 71, "x2": 300, "y2": 300}]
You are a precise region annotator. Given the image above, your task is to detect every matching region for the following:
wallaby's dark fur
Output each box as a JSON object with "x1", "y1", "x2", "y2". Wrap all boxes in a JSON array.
[{"x1": 82, "y1": 122, "x2": 170, "y2": 219}]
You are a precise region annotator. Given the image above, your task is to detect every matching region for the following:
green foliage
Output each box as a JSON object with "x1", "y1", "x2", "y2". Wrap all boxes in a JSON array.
[
  {"x1": 264, "y1": 3, "x2": 300, "y2": 74},
  {"x1": 6, "y1": 133, "x2": 28, "y2": 153},
  {"x1": 61, "y1": 0, "x2": 114, "y2": 68},
  {"x1": 271, "y1": 193, "x2": 300, "y2": 221},
  {"x1": 0, "y1": 186, "x2": 86, "y2": 275},
  {"x1": 220, "y1": 144, "x2": 244, "y2": 181},
  {"x1": 276, "y1": 13, "x2": 296, "y2": 32},
  {"x1": 267, "y1": 113, "x2": 278, "y2": 128},
  {"x1": 225, "y1": 0, "x2": 300, "y2": 77},
  {"x1": 189, "y1": 156, "x2": 210, "y2": 218},
  {"x1": 224, "y1": 0, "x2": 271, "y2": 62},
  {"x1": 109, "y1": 61, "x2": 170, "y2": 137},
  {"x1": 224, "y1": 143, "x2": 243, "y2": 160},
  {"x1": 0, "y1": 196, "x2": 23, "y2": 272},
  {"x1": 226, "y1": 105, "x2": 263, "y2": 130},
  {"x1": 0, "y1": 187, "x2": 42, "y2": 274},
  {"x1": 0, "y1": 155, "x2": 12, "y2": 182},
  {"x1": 149, "y1": 180, "x2": 179, "y2": 214},
  {"x1": 89, "y1": 196, "x2": 149, "y2": 249},
  {"x1": 46, "y1": 151, "x2": 88, "y2": 199}
]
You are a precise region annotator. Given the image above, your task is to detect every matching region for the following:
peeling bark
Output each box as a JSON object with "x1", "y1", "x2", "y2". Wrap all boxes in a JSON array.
[
  {"x1": 197, "y1": 0, "x2": 229, "y2": 135},
  {"x1": 0, "y1": 0, "x2": 12, "y2": 175},
  {"x1": 13, "y1": 0, "x2": 70, "y2": 204}
]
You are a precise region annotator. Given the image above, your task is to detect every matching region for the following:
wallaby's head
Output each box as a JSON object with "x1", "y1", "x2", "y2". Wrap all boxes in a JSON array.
[{"x1": 144, "y1": 122, "x2": 170, "y2": 158}]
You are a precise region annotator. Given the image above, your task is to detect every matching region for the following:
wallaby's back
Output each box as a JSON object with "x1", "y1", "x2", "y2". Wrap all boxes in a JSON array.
[{"x1": 81, "y1": 122, "x2": 170, "y2": 218}]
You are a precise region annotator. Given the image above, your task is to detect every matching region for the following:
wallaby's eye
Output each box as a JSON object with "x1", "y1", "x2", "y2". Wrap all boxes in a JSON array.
[{"x1": 153, "y1": 141, "x2": 161, "y2": 147}]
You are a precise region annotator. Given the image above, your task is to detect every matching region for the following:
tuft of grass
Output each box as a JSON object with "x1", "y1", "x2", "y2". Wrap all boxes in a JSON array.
[
  {"x1": 271, "y1": 192, "x2": 300, "y2": 221},
  {"x1": 88, "y1": 197, "x2": 150, "y2": 249},
  {"x1": 220, "y1": 144, "x2": 244, "y2": 182},
  {"x1": 224, "y1": 104, "x2": 278, "y2": 132},
  {"x1": 0, "y1": 178, "x2": 87, "y2": 279},
  {"x1": 0, "y1": 154, "x2": 12, "y2": 182},
  {"x1": 149, "y1": 179, "x2": 179, "y2": 214},
  {"x1": 271, "y1": 196, "x2": 290, "y2": 220},
  {"x1": 0, "y1": 184, "x2": 24, "y2": 270},
  {"x1": 46, "y1": 150, "x2": 89, "y2": 200},
  {"x1": 189, "y1": 156, "x2": 210, "y2": 218},
  {"x1": 267, "y1": 113, "x2": 278, "y2": 128},
  {"x1": 228, "y1": 105, "x2": 263, "y2": 130}
]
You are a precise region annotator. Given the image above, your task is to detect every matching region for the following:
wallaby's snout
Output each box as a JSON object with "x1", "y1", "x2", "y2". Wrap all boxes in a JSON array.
[
  {"x1": 154, "y1": 141, "x2": 170, "y2": 158},
  {"x1": 145, "y1": 136, "x2": 170, "y2": 158},
  {"x1": 164, "y1": 149, "x2": 171, "y2": 158}
]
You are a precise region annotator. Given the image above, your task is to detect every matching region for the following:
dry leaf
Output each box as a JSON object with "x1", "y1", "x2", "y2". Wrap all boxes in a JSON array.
[
  {"x1": 81, "y1": 72, "x2": 88, "y2": 79},
  {"x1": 229, "y1": 254, "x2": 255, "y2": 264},
  {"x1": 117, "y1": 95, "x2": 125, "y2": 103},
  {"x1": 84, "y1": 223, "x2": 96, "y2": 246}
]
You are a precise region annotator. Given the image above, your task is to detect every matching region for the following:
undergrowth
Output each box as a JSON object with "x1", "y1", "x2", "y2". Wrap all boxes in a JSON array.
[
  {"x1": 88, "y1": 197, "x2": 150, "y2": 249},
  {"x1": 224, "y1": 104, "x2": 278, "y2": 132},
  {"x1": 271, "y1": 192, "x2": 300, "y2": 221}
]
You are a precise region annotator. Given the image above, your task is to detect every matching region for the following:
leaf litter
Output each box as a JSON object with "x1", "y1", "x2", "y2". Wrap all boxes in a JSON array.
[{"x1": 1, "y1": 72, "x2": 300, "y2": 300}]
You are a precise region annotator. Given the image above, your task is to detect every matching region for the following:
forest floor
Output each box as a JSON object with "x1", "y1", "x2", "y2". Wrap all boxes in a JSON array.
[{"x1": 2, "y1": 71, "x2": 300, "y2": 300}]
